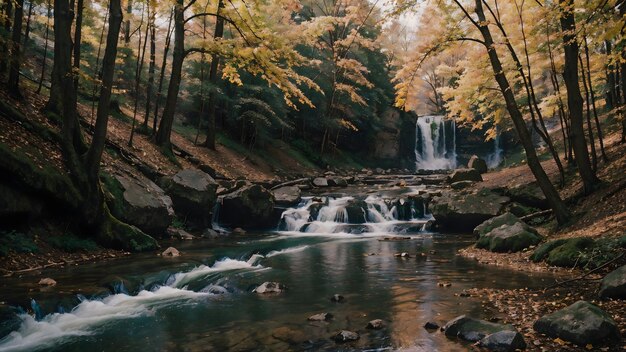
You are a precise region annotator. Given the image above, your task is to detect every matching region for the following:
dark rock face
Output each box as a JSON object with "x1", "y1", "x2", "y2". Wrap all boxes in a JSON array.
[
  {"x1": 253, "y1": 282, "x2": 286, "y2": 294},
  {"x1": 533, "y1": 300, "x2": 620, "y2": 346},
  {"x1": 599, "y1": 265, "x2": 626, "y2": 299},
  {"x1": 478, "y1": 330, "x2": 527, "y2": 352},
  {"x1": 345, "y1": 199, "x2": 367, "y2": 224},
  {"x1": 328, "y1": 177, "x2": 348, "y2": 187},
  {"x1": 424, "y1": 321, "x2": 440, "y2": 330},
  {"x1": 474, "y1": 214, "x2": 542, "y2": 253},
  {"x1": 0, "y1": 183, "x2": 43, "y2": 223},
  {"x1": 0, "y1": 305, "x2": 20, "y2": 340},
  {"x1": 468, "y1": 155, "x2": 488, "y2": 174},
  {"x1": 104, "y1": 174, "x2": 174, "y2": 237},
  {"x1": 449, "y1": 168, "x2": 483, "y2": 183},
  {"x1": 431, "y1": 189, "x2": 510, "y2": 232},
  {"x1": 218, "y1": 184, "x2": 276, "y2": 230},
  {"x1": 505, "y1": 182, "x2": 548, "y2": 209},
  {"x1": 161, "y1": 169, "x2": 218, "y2": 228},
  {"x1": 444, "y1": 315, "x2": 515, "y2": 342},
  {"x1": 272, "y1": 186, "x2": 302, "y2": 207}
]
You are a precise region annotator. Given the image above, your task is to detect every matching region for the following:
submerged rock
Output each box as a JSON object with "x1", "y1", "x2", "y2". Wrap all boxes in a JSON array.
[
  {"x1": 308, "y1": 313, "x2": 333, "y2": 321},
  {"x1": 161, "y1": 247, "x2": 180, "y2": 257},
  {"x1": 333, "y1": 330, "x2": 359, "y2": 343},
  {"x1": 468, "y1": 155, "x2": 488, "y2": 174},
  {"x1": 161, "y1": 169, "x2": 218, "y2": 228},
  {"x1": 443, "y1": 315, "x2": 515, "y2": 342},
  {"x1": 367, "y1": 319, "x2": 385, "y2": 329},
  {"x1": 219, "y1": 184, "x2": 276, "y2": 230},
  {"x1": 599, "y1": 265, "x2": 626, "y2": 299},
  {"x1": 533, "y1": 300, "x2": 620, "y2": 346},
  {"x1": 0, "y1": 305, "x2": 20, "y2": 340},
  {"x1": 254, "y1": 282, "x2": 286, "y2": 294},
  {"x1": 478, "y1": 330, "x2": 527, "y2": 352},
  {"x1": 449, "y1": 168, "x2": 483, "y2": 183}
]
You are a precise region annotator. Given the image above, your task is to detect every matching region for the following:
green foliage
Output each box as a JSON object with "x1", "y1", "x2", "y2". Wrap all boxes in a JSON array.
[
  {"x1": 0, "y1": 231, "x2": 39, "y2": 257},
  {"x1": 45, "y1": 234, "x2": 99, "y2": 253}
]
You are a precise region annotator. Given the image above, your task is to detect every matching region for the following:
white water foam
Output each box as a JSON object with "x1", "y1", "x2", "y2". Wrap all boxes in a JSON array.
[
  {"x1": 266, "y1": 245, "x2": 310, "y2": 257},
  {"x1": 0, "y1": 286, "x2": 210, "y2": 352},
  {"x1": 169, "y1": 258, "x2": 264, "y2": 288}
]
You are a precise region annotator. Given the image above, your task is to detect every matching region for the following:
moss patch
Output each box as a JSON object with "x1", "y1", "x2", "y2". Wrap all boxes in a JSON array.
[{"x1": 45, "y1": 234, "x2": 99, "y2": 253}]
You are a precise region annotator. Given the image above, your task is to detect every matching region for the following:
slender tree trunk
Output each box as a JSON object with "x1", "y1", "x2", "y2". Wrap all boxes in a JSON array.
[
  {"x1": 129, "y1": 2, "x2": 148, "y2": 146},
  {"x1": 72, "y1": 0, "x2": 84, "y2": 92},
  {"x1": 7, "y1": 0, "x2": 24, "y2": 97},
  {"x1": 558, "y1": 0, "x2": 600, "y2": 194},
  {"x1": 90, "y1": 5, "x2": 109, "y2": 123},
  {"x1": 605, "y1": 41, "x2": 617, "y2": 110},
  {"x1": 202, "y1": 0, "x2": 225, "y2": 150},
  {"x1": 579, "y1": 54, "x2": 597, "y2": 171},
  {"x1": 0, "y1": 0, "x2": 12, "y2": 77},
  {"x1": 194, "y1": 17, "x2": 207, "y2": 145},
  {"x1": 143, "y1": 8, "x2": 155, "y2": 128},
  {"x1": 469, "y1": 0, "x2": 571, "y2": 224},
  {"x1": 124, "y1": 0, "x2": 131, "y2": 44},
  {"x1": 153, "y1": 8, "x2": 173, "y2": 134},
  {"x1": 22, "y1": 1, "x2": 32, "y2": 47},
  {"x1": 155, "y1": 0, "x2": 184, "y2": 150},
  {"x1": 620, "y1": 5, "x2": 626, "y2": 143},
  {"x1": 583, "y1": 35, "x2": 607, "y2": 162},
  {"x1": 36, "y1": 0, "x2": 51, "y2": 94}
]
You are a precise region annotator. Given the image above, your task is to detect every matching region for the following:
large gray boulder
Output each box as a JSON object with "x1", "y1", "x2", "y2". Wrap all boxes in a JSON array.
[
  {"x1": 431, "y1": 189, "x2": 510, "y2": 232},
  {"x1": 474, "y1": 212, "x2": 520, "y2": 237},
  {"x1": 161, "y1": 169, "x2": 217, "y2": 228},
  {"x1": 444, "y1": 315, "x2": 515, "y2": 342},
  {"x1": 475, "y1": 222, "x2": 542, "y2": 253},
  {"x1": 103, "y1": 174, "x2": 174, "y2": 236},
  {"x1": 533, "y1": 300, "x2": 620, "y2": 346},
  {"x1": 272, "y1": 186, "x2": 301, "y2": 207},
  {"x1": 505, "y1": 182, "x2": 548, "y2": 209},
  {"x1": 478, "y1": 330, "x2": 527, "y2": 352},
  {"x1": 599, "y1": 265, "x2": 626, "y2": 299},
  {"x1": 468, "y1": 155, "x2": 488, "y2": 174},
  {"x1": 218, "y1": 184, "x2": 276, "y2": 229},
  {"x1": 449, "y1": 168, "x2": 483, "y2": 183}
]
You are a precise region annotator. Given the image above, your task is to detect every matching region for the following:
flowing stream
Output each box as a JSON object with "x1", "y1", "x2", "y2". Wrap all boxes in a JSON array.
[{"x1": 0, "y1": 186, "x2": 557, "y2": 352}]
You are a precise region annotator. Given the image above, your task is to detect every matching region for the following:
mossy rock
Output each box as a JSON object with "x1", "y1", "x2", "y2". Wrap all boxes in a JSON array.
[
  {"x1": 530, "y1": 239, "x2": 569, "y2": 262},
  {"x1": 476, "y1": 222, "x2": 542, "y2": 253},
  {"x1": 97, "y1": 208, "x2": 158, "y2": 252},
  {"x1": 473, "y1": 212, "x2": 520, "y2": 238},
  {"x1": 546, "y1": 237, "x2": 594, "y2": 267},
  {"x1": 444, "y1": 315, "x2": 515, "y2": 342}
]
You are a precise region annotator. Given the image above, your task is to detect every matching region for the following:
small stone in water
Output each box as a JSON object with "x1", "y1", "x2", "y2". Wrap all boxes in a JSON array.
[
  {"x1": 254, "y1": 282, "x2": 286, "y2": 294},
  {"x1": 38, "y1": 278, "x2": 56, "y2": 286},
  {"x1": 308, "y1": 313, "x2": 333, "y2": 321},
  {"x1": 424, "y1": 321, "x2": 440, "y2": 330},
  {"x1": 394, "y1": 252, "x2": 411, "y2": 258},
  {"x1": 161, "y1": 247, "x2": 180, "y2": 257},
  {"x1": 437, "y1": 281, "x2": 451, "y2": 287},
  {"x1": 330, "y1": 294, "x2": 345, "y2": 302},
  {"x1": 367, "y1": 319, "x2": 385, "y2": 329},
  {"x1": 333, "y1": 330, "x2": 359, "y2": 343}
]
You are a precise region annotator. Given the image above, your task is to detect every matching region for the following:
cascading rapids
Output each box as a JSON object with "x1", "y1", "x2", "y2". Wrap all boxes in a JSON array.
[
  {"x1": 414, "y1": 115, "x2": 457, "y2": 170},
  {"x1": 278, "y1": 194, "x2": 432, "y2": 235}
]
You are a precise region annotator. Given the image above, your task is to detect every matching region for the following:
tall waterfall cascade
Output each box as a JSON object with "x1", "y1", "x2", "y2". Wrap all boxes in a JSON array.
[
  {"x1": 486, "y1": 133, "x2": 503, "y2": 168},
  {"x1": 414, "y1": 115, "x2": 457, "y2": 170}
]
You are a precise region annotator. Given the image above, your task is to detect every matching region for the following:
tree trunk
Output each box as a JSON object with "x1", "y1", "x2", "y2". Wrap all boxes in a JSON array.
[
  {"x1": 583, "y1": 35, "x2": 607, "y2": 162},
  {"x1": 36, "y1": 0, "x2": 51, "y2": 94},
  {"x1": 129, "y1": 2, "x2": 148, "y2": 146},
  {"x1": 579, "y1": 54, "x2": 597, "y2": 171},
  {"x1": 558, "y1": 0, "x2": 600, "y2": 194},
  {"x1": 153, "y1": 8, "x2": 173, "y2": 134},
  {"x1": 0, "y1": 0, "x2": 12, "y2": 77},
  {"x1": 143, "y1": 8, "x2": 156, "y2": 128},
  {"x1": 620, "y1": 5, "x2": 626, "y2": 143},
  {"x1": 21, "y1": 0, "x2": 31, "y2": 47},
  {"x1": 471, "y1": 0, "x2": 571, "y2": 225},
  {"x1": 124, "y1": 0, "x2": 131, "y2": 44},
  {"x1": 202, "y1": 0, "x2": 225, "y2": 150},
  {"x1": 72, "y1": 0, "x2": 84, "y2": 91},
  {"x1": 7, "y1": 0, "x2": 23, "y2": 97},
  {"x1": 155, "y1": 0, "x2": 184, "y2": 151},
  {"x1": 90, "y1": 5, "x2": 109, "y2": 123},
  {"x1": 605, "y1": 41, "x2": 617, "y2": 110}
]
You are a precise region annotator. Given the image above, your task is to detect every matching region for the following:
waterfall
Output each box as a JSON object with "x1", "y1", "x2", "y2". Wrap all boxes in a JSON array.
[
  {"x1": 414, "y1": 115, "x2": 457, "y2": 170},
  {"x1": 486, "y1": 132, "x2": 503, "y2": 168}
]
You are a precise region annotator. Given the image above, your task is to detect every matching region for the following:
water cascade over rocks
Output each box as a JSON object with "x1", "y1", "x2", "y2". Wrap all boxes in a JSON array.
[{"x1": 414, "y1": 115, "x2": 457, "y2": 170}]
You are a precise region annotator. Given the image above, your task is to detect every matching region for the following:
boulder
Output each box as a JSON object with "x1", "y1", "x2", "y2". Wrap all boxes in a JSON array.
[
  {"x1": 333, "y1": 330, "x2": 359, "y2": 343},
  {"x1": 599, "y1": 265, "x2": 626, "y2": 299},
  {"x1": 530, "y1": 237, "x2": 594, "y2": 267},
  {"x1": 161, "y1": 169, "x2": 218, "y2": 228},
  {"x1": 103, "y1": 174, "x2": 174, "y2": 236},
  {"x1": 0, "y1": 183, "x2": 43, "y2": 221},
  {"x1": 424, "y1": 321, "x2": 440, "y2": 330},
  {"x1": 272, "y1": 186, "x2": 302, "y2": 207},
  {"x1": 328, "y1": 177, "x2": 348, "y2": 187},
  {"x1": 468, "y1": 155, "x2": 488, "y2": 174},
  {"x1": 430, "y1": 189, "x2": 510, "y2": 232},
  {"x1": 162, "y1": 247, "x2": 180, "y2": 257},
  {"x1": 254, "y1": 282, "x2": 286, "y2": 294},
  {"x1": 474, "y1": 212, "x2": 520, "y2": 238},
  {"x1": 478, "y1": 330, "x2": 527, "y2": 352},
  {"x1": 218, "y1": 184, "x2": 276, "y2": 230},
  {"x1": 367, "y1": 319, "x2": 386, "y2": 329},
  {"x1": 450, "y1": 180, "x2": 475, "y2": 190},
  {"x1": 533, "y1": 300, "x2": 620, "y2": 346},
  {"x1": 475, "y1": 222, "x2": 542, "y2": 253},
  {"x1": 505, "y1": 182, "x2": 548, "y2": 209},
  {"x1": 345, "y1": 199, "x2": 367, "y2": 224},
  {"x1": 167, "y1": 227, "x2": 194, "y2": 240},
  {"x1": 312, "y1": 177, "x2": 329, "y2": 187},
  {"x1": 443, "y1": 315, "x2": 515, "y2": 342},
  {"x1": 308, "y1": 313, "x2": 333, "y2": 321},
  {"x1": 0, "y1": 305, "x2": 20, "y2": 340},
  {"x1": 449, "y1": 168, "x2": 483, "y2": 183}
]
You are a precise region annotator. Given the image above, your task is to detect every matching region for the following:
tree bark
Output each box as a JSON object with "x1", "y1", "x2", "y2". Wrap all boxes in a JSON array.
[
  {"x1": 153, "y1": 8, "x2": 173, "y2": 134},
  {"x1": 469, "y1": 0, "x2": 571, "y2": 224},
  {"x1": 155, "y1": 0, "x2": 184, "y2": 151},
  {"x1": 72, "y1": 0, "x2": 84, "y2": 91},
  {"x1": 129, "y1": 2, "x2": 148, "y2": 146},
  {"x1": 143, "y1": 8, "x2": 156, "y2": 128},
  {"x1": 583, "y1": 35, "x2": 607, "y2": 162},
  {"x1": 21, "y1": 0, "x2": 32, "y2": 47},
  {"x1": 0, "y1": 0, "x2": 12, "y2": 76},
  {"x1": 36, "y1": 0, "x2": 51, "y2": 94},
  {"x1": 558, "y1": 0, "x2": 600, "y2": 193},
  {"x1": 7, "y1": 0, "x2": 23, "y2": 97},
  {"x1": 605, "y1": 41, "x2": 617, "y2": 110},
  {"x1": 578, "y1": 54, "x2": 597, "y2": 171},
  {"x1": 202, "y1": 0, "x2": 225, "y2": 150}
]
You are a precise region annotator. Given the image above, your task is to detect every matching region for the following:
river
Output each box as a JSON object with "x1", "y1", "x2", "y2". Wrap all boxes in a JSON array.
[{"x1": 0, "y1": 186, "x2": 556, "y2": 351}]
